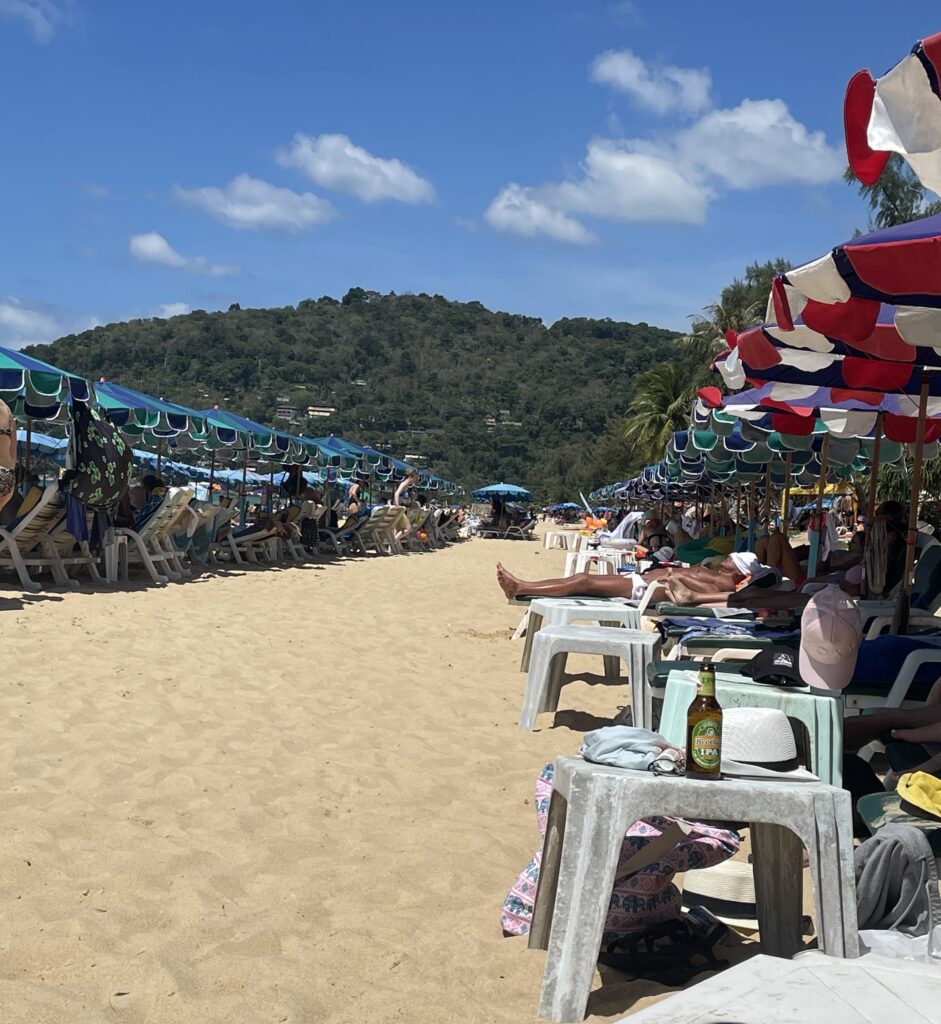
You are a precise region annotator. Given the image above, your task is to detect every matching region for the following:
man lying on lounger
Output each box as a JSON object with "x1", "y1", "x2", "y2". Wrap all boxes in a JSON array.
[{"x1": 496, "y1": 530, "x2": 848, "y2": 610}]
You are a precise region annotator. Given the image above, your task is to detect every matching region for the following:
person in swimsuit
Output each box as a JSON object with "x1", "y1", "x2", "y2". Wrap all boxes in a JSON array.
[{"x1": 0, "y1": 399, "x2": 17, "y2": 513}]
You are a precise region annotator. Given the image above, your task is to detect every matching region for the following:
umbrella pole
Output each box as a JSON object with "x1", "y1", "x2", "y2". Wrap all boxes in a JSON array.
[
  {"x1": 894, "y1": 375, "x2": 930, "y2": 635},
  {"x1": 861, "y1": 413, "x2": 884, "y2": 600},
  {"x1": 241, "y1": 449, "x2": 249, "y2": 526},
  {"x1": 156, "y1": 442, "x2": 162, "y2": 479},
  {"x1": 24, "y1": 416, "x2": 32, "y2": 477},
  {"x1": 807, "y1": 433, "x2": 830, "y2": 580},
  {"x1": 781, "y1": 452, "x2": 792, "y2": 539},
  {"x1": 734, "y1": 484, "x2": 742, "y2": 548},
  {"x1": 208, "y1": 451, "x2": 216, "y2": 506},
  {"x1": 746, "y1": 480, "x2": 756, "y2": 552},
  {"x1": 763, "y1": 465, "x2": 771, "y2": 534}
]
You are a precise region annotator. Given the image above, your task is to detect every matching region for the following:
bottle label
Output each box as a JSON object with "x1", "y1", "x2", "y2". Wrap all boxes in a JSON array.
[{"x1": 690, "y1": 719, "x2": 721, "y2": 770}]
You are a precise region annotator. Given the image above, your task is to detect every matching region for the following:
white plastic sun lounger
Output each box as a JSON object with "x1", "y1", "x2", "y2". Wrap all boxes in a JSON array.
[
  {"x1": 0, "y1": 484, "x2": 71, "y2": 592},
  {"x1": 115, "y1": 487, "x2": 195, "y2": 584}
]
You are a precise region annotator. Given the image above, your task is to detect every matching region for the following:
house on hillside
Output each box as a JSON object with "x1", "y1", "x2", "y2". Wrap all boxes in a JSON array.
[{"x1": 307, "y1": 405, "x2": 336, "y2": 418}]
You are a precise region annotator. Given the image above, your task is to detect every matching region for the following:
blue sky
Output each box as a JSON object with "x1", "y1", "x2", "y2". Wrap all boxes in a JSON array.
[{"x1": 1, "y1": 1, "x2": 939, "y2": 347}]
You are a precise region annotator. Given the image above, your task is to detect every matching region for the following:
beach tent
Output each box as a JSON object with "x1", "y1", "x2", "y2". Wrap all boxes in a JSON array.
[{"x1": 472, "y1": 483, "x2": 533, "y2": 502}]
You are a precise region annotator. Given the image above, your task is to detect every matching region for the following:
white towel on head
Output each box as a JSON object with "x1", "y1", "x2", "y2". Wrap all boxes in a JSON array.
[{"x1": 730, "y1": 551, "x2": 760, "y2": 577}]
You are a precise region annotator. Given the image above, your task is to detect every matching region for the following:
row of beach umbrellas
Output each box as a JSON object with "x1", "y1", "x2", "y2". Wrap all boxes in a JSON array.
[
  {"x1": 1, "y1": 345, "x2": 461, "y2": 495},
  {"x1": 592, "y1": 29, "x2": 941, "y2": 630}
]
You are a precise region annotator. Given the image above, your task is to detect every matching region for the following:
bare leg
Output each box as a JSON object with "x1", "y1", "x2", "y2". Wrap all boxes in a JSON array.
[
  {"x1": 844, "y1": 698, "x2": 941, "y2": 750},
  {"x1": 496, "y1": 563, "x2": 634, "y2": 600},
  {"x1": 756, "y1": 535, "x2": 769, "y2": 563},
  {"x1": 765, "y1": 532, "x2": 803, "y2": 582}
]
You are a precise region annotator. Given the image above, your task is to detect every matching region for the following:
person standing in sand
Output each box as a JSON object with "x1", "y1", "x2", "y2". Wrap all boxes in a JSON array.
[{"x1": 0, "y1": 399, "x2": 18, "y2": 513}]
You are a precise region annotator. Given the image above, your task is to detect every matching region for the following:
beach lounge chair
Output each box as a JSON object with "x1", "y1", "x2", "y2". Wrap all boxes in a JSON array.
[
  {"x1": 504, "y1": 517, "x2": 538, "y2": 541},
  {"x1": 316, "y1": 510, "x2": 371, "y2": 556},
  {"x1": 357, "y1": 506, "x2": 403, "y2": 555},
  {"x1": 42, "y1": 505, "x2": 105, "y2": 587},
  {"x1": 115, "y1": 487, "x2": 195, "y2": 584},
  {"x1": 0, "y1": 484, "x2": 73, "y2": 592},
  {"x1": 206, "y1": 502, "x2": 242, "y2": 564}
]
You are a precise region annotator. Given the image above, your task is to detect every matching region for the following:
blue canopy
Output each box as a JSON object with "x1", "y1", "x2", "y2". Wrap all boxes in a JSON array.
[{"x1": 472, "y1": 482, "x2": 533, "y2": 502}]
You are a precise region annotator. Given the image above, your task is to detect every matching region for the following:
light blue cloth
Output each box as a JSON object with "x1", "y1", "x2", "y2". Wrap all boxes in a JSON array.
[{"x1": 580, "y1": 726, "x2": 671, "y2": 770}]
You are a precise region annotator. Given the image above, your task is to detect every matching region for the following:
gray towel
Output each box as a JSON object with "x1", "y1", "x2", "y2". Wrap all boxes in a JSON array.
[{"x1": 855, "y1": 824, "x2": 941, "y2": 936}]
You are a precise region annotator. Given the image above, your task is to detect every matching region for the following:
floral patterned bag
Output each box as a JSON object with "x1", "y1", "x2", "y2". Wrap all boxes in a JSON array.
[{"x1": 62, "y1": 400, "x2": 132, "y2": 512}]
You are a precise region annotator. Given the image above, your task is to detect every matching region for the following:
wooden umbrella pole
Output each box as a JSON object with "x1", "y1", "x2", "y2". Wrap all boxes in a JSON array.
[
  {"x1": 763, "y1": 464, "x2": 772, "y2": 532},
  {"x1": 746, "y1": 480, "x2": 757, "y2": 551},
  {"x1": 807, "y1": 433, "x2": 830, "y2": 579},
  {"x1": 782, "y1": 452, "x2": 792, "y2": 539},
  {"x1": 895, "y1": 375, "x2": 931, "y2": 635},
  {"x1": 862, "y1": 413, "x2": 884, "y2": 600}
]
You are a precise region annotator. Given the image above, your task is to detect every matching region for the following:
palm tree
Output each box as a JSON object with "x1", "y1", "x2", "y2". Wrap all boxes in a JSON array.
[{"x1": 624, "y1": 362, "x2": 700, "y2": 461}]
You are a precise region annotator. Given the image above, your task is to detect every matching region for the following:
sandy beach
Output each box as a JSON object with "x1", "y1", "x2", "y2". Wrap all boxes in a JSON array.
[{"x1": 1, "y1": 533, "x2": 741, "y2": 1023}]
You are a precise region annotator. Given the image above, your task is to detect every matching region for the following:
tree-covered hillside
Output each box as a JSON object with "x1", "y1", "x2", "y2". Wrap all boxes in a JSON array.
[{"x1": 25, "y1": 288, "x2": 681, "y2": 498}]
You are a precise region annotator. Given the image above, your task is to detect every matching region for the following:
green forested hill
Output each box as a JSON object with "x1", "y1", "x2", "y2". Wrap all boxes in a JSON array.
[{"x1": 25, "y1": 288, "x2": 681, "y2": 498}]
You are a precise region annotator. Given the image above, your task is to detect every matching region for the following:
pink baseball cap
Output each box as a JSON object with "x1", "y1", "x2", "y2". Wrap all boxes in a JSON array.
[{"x1": 799, "y1": 585, "x2": 862, "y2": 691}]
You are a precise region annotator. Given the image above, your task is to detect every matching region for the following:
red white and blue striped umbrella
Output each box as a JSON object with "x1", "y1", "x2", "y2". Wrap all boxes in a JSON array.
[
  {"x1": 845, "y1": 31, "x2": 941, "y2": 195},
  {"x1": 769, "y1": 213, "x2": 941, "y2": 345}
]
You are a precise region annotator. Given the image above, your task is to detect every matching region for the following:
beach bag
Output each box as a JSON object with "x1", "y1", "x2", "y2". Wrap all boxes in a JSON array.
[{"x1": 62, "y1": 400, "x2": 132, "y2": 512}]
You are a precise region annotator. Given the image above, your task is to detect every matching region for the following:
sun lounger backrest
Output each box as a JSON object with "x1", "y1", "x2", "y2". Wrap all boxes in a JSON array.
[
  {"x1": 135, "y1": 488, "x2": 193, "y2": 541},
  {"x1": 4, "y1": 484, "x2": 65, "y2": 550}
]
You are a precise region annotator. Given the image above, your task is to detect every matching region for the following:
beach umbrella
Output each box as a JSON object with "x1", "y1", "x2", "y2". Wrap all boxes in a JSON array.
[
  {"x1": 767, "y1": 212, "x2": 941, "y2": 349},
  {"x1": 96, "y1": 380, "x2": 210, "y2": 440},
  {"x1": 0, "y1": 345, "x2": 94, "y2": 421},
  {"x1": 844, "y1": 32, "x2": 941, "y2": 195},
  {"x1": 471, "y1": 482, "x2": 533, "y2": 502}
]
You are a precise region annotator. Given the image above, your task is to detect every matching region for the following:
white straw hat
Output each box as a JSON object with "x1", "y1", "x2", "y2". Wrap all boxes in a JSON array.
[
  {"x1": 682, "y1": 860, "x2": 758, "y2": 931},
  {"x1": 721, "y1": 707, "x2": 818, "y2": 781}
]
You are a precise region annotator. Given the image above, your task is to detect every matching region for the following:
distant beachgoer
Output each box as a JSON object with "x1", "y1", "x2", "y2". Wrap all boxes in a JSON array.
[
  {"x1": 392, "y1": 471, "x2": 419, "y2": 541},
  {"x1": 0, "y1": 400, "x2": 18, "y2": 514}
]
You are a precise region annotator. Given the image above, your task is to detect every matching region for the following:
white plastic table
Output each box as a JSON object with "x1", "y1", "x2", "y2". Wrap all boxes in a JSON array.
[
  {"x1": 529, "y1": 756, "x2": 858, "y2": 1022},
  {"x1": 659, "y1": 669, "x2": 845, "y2": 786},
  {"x1": 520, "y1": 597, "x2": 642, "y2": 672},
  {"x1": 620, "y1": 951, "x2": 941, "y2": 1023}
]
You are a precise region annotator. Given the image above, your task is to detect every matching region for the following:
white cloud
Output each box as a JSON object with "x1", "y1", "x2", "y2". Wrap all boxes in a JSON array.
[
  {"x1": 79, "y1": 181, "x2": 111, "y2": 199},
  {"x1": 277, "y1": 132, "x2": 436, "y2": 203},
  {"x1": 545, "y1": 139, "x2": 712, "y2": 224},
  {"x1": 485, "y1": 184, "x2": 596, "y2": 245},
  {"x1": 0, "y1": 298, "x2": 58, "y2": 344},
  {"x1": 674, "y1": 98, "x2": 844, "y2": 188},
  {"x1": 484, "y1": 90, "x2": 842, "y2": 243},
  {"x1": 0, "y1": 0, "x2": 70, "y2": 43},
  {"x1": 129, "y1": 232, "x2": 238, "y2": 277},
  {"x1": 590, "y1": 49, "x2": 711, "y2": 115},
  {"x1": 173, "y1": 174, "x2": 335, "y2": 232},
  {"x1": 155, "y1": 302, "x2": 191, "y2": 318}
]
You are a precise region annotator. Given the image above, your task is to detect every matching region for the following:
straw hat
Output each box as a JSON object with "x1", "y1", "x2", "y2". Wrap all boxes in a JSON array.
[
  {"x1": 682, "y1": 860, "x2": 758, "y2": 931},
  {"x1": 721, "y1": 707, "x2": 818, "y2": 781}
]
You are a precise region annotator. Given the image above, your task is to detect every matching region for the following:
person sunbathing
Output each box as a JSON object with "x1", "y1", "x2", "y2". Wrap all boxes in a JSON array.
[{"x1": 495, "y1": 551, "x2": 760, "y2": 603}]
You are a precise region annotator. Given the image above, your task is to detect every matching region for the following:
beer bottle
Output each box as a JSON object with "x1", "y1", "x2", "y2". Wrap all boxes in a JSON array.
[{"x1": 685, "y1": 660, "x2": 722, "y2": 779}]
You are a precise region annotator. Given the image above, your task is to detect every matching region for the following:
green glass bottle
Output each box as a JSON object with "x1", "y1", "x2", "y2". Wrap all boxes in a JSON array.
[{"x1": 685, "y1": 660, "x2": 722, "y2": 780}]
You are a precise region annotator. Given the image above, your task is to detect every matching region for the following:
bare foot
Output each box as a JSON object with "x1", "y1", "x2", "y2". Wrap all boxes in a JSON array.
[
  {"x1": 496, "y1": 563, "x2": 521, "y2": 600},
  {"x1": 891, "y1": 725, "x2": 941, "y2": 744}
]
